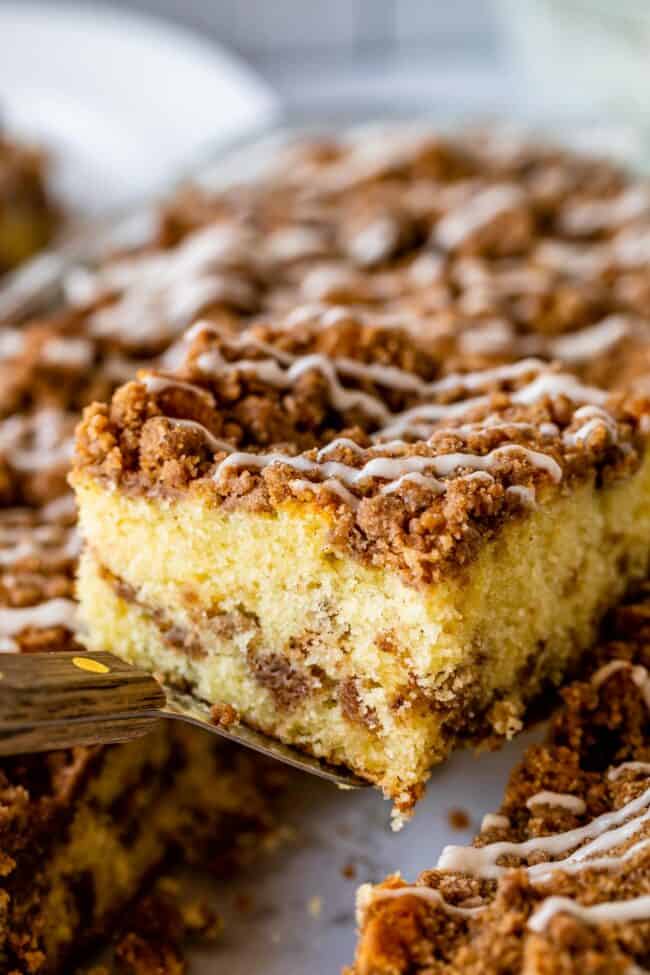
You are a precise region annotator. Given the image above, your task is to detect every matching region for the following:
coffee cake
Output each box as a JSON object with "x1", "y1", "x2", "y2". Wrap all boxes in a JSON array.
[
  {"x1": 73, "y1": 316, "x2": 650, "y2": 823},
  {"x1": 349, "y1": 583, "x2": 650, "y2": 973}
]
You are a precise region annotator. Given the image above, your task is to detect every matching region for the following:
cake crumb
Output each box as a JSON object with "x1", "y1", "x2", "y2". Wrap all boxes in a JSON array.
[
  {"x1": 447, "y1": 807, "x2": 470, "y2": 830},
  {"x1": 210, "y1": 702, "x2": 240, "y2": 728},
  {"x1": 308, "y1": 896, "x2": 323, "y2": 918},
  {"x1": 342, "y1": 860, "x2": 358, "y2": 880}
]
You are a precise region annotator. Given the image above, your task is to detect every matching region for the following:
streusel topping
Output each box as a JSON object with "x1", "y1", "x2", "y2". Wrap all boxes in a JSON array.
[{"x1": 74, "y1": 317, "x2": 648, "y2": 585}]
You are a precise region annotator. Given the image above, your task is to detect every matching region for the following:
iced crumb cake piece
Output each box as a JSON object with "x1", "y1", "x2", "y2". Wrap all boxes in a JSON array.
[
  {"x1": 73, "y1": 317, "x2": 650, "y2": 822},
  {"x1": 349, "y1": 583, "x2": 650, "y2": 974}
]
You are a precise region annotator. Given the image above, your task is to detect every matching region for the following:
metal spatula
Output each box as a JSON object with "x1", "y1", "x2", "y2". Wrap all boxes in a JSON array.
[{"x1": 0, "y1": 650, "x2": 365, "y2": 788}]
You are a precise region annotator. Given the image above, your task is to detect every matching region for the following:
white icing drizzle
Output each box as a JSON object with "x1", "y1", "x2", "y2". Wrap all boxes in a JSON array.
[
  {"x1": 528, "y1": 894, "x2": 650, "y2": 933},
  {"x1": 195, "y1": 325, "x2": 555, "y2": 407},
  {"x1": 300, "y1": 264, "x2": 362, "y2": 302},
  {"x1": 609, "y1": 762, "x2": 650, "y2": 782},
  {"x1": 0, "y1": 636, "x2": 18, "y2": 653},
  {"x1": 381, "y1": 471, "x2": 446, "y2": 496},
  {"x1": 264, "y1": 225, "x2": 328, "y2": 263},
  {"x1": 0, "y1": 329, "x2": 25, "y2": 360},
  {"x1": 613, "y1": 226, "x2": 650, "y2": 268},
  {"x1": 361, "y1": 884, "x2": 483, "y2": 919},
  {"x1": 454, "y1": 256, "x2": 549, "y2": 297},
  {"x1": 140, "y1": 374, "x2": 215, "y2": 404},
  {"x1": 526, "y1": 792, "x2": 587, "y2": 815},
  {"x1": 0, "y1": 521, "x2": 80, "y2": 566},
  {"x1": 346, "y1": 216, "x2": 399, "y2": 266},
  {"x1": 481, "y1": 813, "x2": 510, "y2": 832},
  {"x1": 592, "y1": 660, "x2": 650, "y2": 710},
  {"x1": 505, "y1": 484, "x2": 536, "y2": 507},
  {"x1": 528, "y1": 835, "x2": 650, "y2": 884},
  {"x1": 0, "y1": 598, "x2": 78, "y2": 635},
  {"x1": 148, "y1": 328, "x2": 628, "y2": 503},
  {"x1": 563, "y1": 405, "x2": 620, "y2": 447},
  {"x1": 0, "y1": 409, "x2": 74, "y2": 472},
  {"x1": 73, "y1": 223, "x2": 258, "y2": 344},
  {"x1": 409, "y1": 252, "x2": 444, "y2": 287},
  {"x1": 196, "y1": 346, "x2": 568, "y2": 442},
  {"x1": 459, "y1": 319, "x2": 516, "y2": 357},
  {"x1": 511, "y1": 373, "x2": 608, "y2": 406},
  {"x1": 561, "y1": 186, "x2": 650, "y2": 236},
  {"x1": 161, "y1": 419, "x2": 232, "y2": 454},
  {"x1": 435, "y1": 184, "x2": 524, "y2": 250},
  {"x1": 195, "y1": 337, "x2": 590, "y2": 446},
  {"x1": 289, "y1": 477, "x2": 360, "y2": 508},
  {"x1": 376, "y1": 396, "x2": 492, "y2": 440},
  {"x1": 437, "y1": 784, "x2": 650, "y2": 879},
  {"x1": 41, "y1": 336, "x2": 94, "y2": 369},
  {"x1": 42, "y1": 494, "x2": 77, "y2": 520},
  {"x1": 212, "y1": 443, "x2": 562, "y2": 496},
  {"x1": 549, "y1": 315, "x2": 630, "y2": 364}
]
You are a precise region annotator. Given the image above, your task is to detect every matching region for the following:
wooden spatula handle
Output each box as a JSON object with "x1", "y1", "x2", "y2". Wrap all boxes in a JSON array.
[{"x1": 0, "y1": 651, "x2": 166, "y2": 755}]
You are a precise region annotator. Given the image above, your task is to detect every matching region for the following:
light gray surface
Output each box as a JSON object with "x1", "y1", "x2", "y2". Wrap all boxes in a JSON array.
[{"x1": 187, "y1": 730, "x2": 541, "y2": 974}]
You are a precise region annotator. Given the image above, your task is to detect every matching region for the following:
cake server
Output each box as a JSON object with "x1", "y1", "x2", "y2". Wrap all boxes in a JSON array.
[{"x1": 0, "y1": 650, "x2": 365, "y2": 788}]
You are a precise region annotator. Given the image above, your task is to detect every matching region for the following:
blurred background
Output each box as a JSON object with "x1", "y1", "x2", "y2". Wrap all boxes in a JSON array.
[
  {"x1": 92, "y1": 0, "x2": 506, "y2": 113},
  {"x1": 2, "y1": 0, "x2": 650, "y2": 209},
  {"x1": 24, "y1": 0, "x2": 650, "y2": 116}
]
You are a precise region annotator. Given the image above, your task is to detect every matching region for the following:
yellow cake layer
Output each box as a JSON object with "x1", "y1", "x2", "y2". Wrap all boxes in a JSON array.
[{"x1": 75, "y1": 457, "x2": 650, "y2": 816}]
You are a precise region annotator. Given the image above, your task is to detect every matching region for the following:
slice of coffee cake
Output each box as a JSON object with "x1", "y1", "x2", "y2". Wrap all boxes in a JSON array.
[
  {"x1": 349, "y1": 583, "x2": 650, "y2": 974},
  {"x1": 73, "y1": 318, "x2": 650, "y2": 822}
]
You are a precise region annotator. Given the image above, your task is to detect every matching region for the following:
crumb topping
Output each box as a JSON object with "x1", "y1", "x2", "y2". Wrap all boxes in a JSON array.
[{"x1": 74, "y1": 319, "x2": 648, "y2": 585}]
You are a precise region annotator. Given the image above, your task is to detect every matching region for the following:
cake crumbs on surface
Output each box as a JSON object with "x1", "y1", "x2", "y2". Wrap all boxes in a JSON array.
[
  {"x1": 447, "y1": 808, "x2": 471, "y2": 831},
  {"x1": 210, "y1": 702, "x2": 240, "y2": 728},
  {"x1": 308, "y1": 895, "x2": 323, "y2": 919},
  {"x1": 342, "y1": 861, "x2": 358, "y2": 880},
  {"x1": 349, "y1": 581, "x2": 650, "y2": 974}
]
